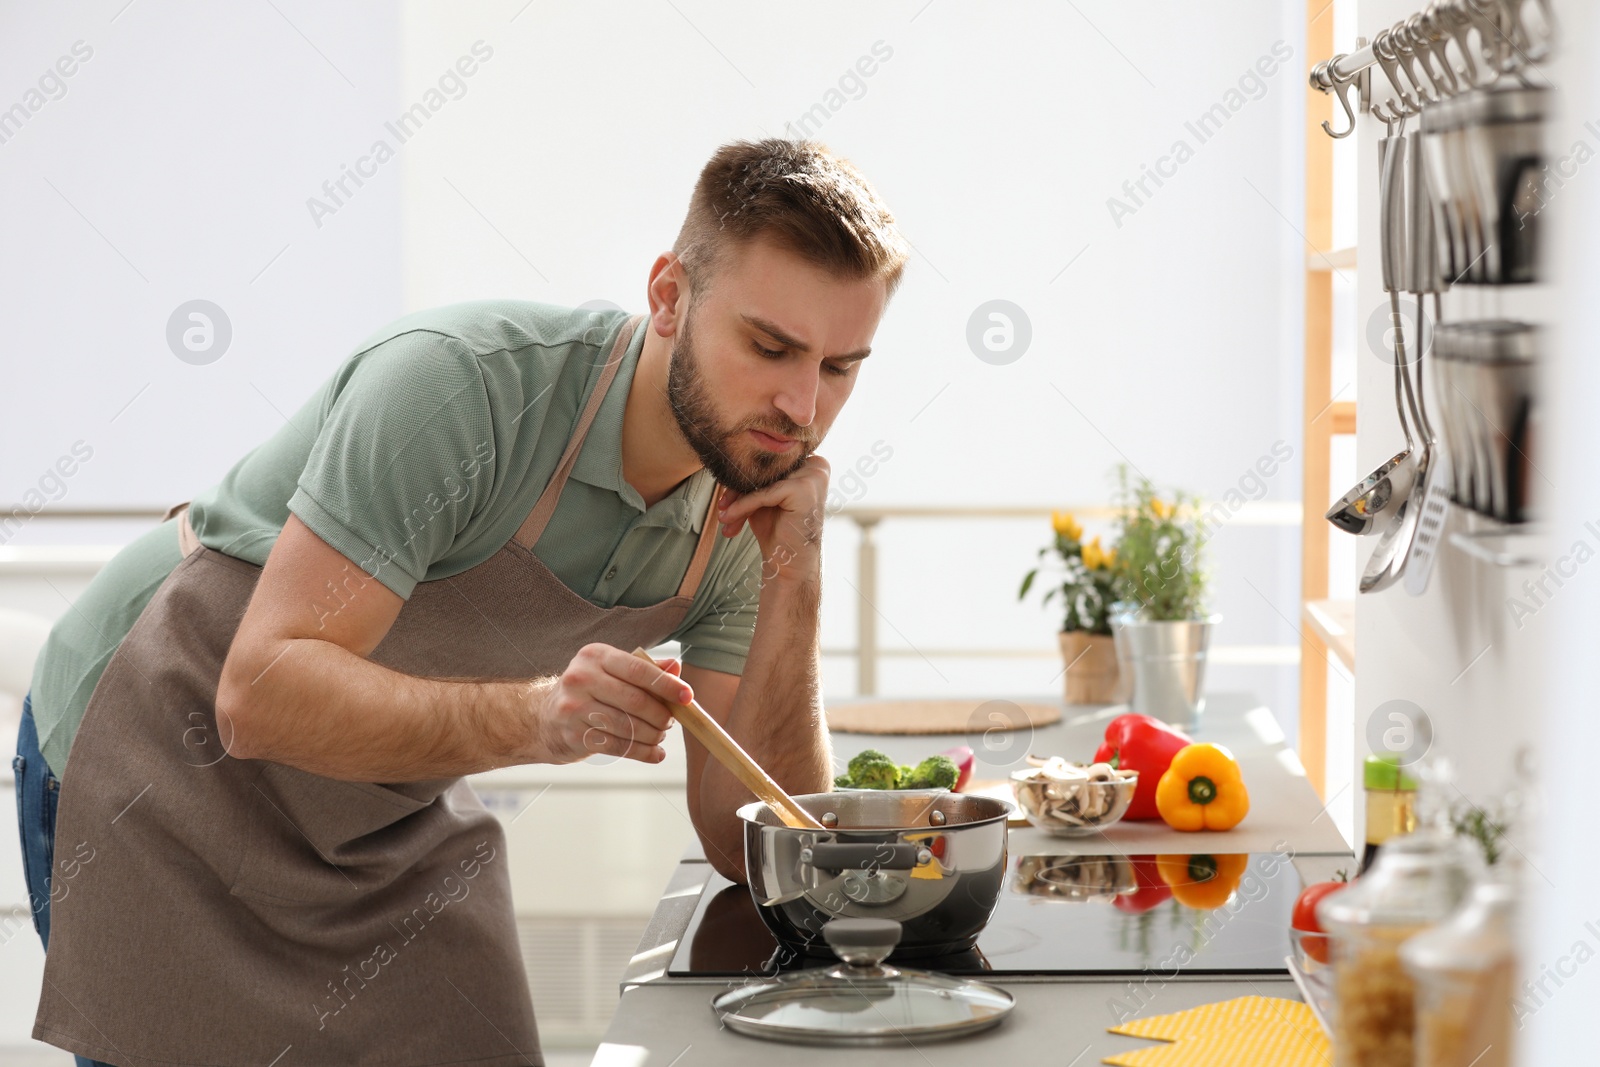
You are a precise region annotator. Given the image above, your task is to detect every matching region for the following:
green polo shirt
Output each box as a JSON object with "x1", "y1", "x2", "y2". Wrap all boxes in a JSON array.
[{"x1": 30, "y1": 300, "x2": 764, "y2": 776}]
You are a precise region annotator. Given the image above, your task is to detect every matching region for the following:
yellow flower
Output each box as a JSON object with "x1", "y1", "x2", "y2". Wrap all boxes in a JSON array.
[
  {"x1": 1052, "y1": 510, "x2": 1083, "y2": 541},
  {"x1": 1150, "y1": 498, "x2": 1173, "y2": 521},
  {"x1": 1083, "y1": 536, "x2": 1116, "y2": 571},
  {"x1": 1082, "y1": 536, "x2": 1102, "y2": 570}
]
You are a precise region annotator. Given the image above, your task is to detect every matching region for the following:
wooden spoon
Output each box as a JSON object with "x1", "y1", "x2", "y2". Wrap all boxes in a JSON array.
[{"x1": 630, "y1": 647, "x2": 824, "y2": 830}]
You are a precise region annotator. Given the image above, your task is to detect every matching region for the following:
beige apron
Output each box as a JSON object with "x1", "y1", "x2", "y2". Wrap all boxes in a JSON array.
[{"x1": 37, "y1": 314, "x2": 721, "y2": 1067}]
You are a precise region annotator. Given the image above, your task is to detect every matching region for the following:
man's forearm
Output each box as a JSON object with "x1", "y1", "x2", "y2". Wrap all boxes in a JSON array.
[
  {"x1": 218, "y1": 639, "x2": 553, "y2": 781},
  {"x1": 694, "y1": 573, "x2": 832, "y2": 880}
]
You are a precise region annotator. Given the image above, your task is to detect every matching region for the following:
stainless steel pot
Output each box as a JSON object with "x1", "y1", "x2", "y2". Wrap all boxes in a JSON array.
[{"x1": 738, "y1": 790, "x2": 1010, "y2": 959}]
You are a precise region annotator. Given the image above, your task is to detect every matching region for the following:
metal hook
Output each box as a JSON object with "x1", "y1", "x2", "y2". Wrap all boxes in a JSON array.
[
  {"x1": 1403, "y1": 13, "x2": 1458, "y2": 99},
  {"x1": 1502, "y1": 0, "x2": 1556, "y2": 67},
  {"x1": 1311, "y1": 54, "x2": 1362, "y2": 139},
  {"x1": 1440, "y1": 1, "x2": 1486, "y2": 87},
  {"x1": 1412, "y1": 6, "x2": 1464, "y2": 95},
  {"x1": 1465, "y1": 0, "x2": 1514, "y2": 80},
  {"x1": 1393, "y1": 22, "x2": 1442, "y2": 107},
  {"x1": 1373, "y1": 31, "x2": 1421, "y2": 121}
]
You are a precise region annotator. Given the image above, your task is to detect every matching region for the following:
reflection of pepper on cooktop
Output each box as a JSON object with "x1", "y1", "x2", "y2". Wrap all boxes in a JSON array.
[{"x1": 671, "y1": 852, "x2": 1300, "y2": 978}]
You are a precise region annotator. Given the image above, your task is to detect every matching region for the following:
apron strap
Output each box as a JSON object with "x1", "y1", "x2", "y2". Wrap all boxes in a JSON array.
[
  {"x1": 513, "y1": 313, "x2": 644, "y2": 550},
  {"x1": 164, "y1": 501, "x2": 202, "y2": 558},
  {"x1": 676, "y1": 482, "x2": 722, "y2": 599}
]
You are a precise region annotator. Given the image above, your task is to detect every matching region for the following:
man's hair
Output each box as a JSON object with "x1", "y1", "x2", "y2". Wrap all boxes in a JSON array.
[{"x1": 672, "y1": 138, "x2": 910, "y2": 303}]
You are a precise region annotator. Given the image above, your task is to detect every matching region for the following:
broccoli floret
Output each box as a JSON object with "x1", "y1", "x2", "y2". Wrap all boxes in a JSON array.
[
  {"x1": 833, "y1": 774, "x2": 852, "y2": 790},
  {"x1": 906, "y1": 755, "x2": 960, "y2": 790},
  {"x1": 846, "y1": 749, "x2": 899, "y2": 790},
  {"x1": 898, "y1": 765, "x2": 914, "y2": 785},
  {"x1": 846, "y1": 748, "x2": 890, "y2": 780}
]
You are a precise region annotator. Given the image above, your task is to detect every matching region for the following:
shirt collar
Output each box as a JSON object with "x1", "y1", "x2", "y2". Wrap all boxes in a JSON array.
[{"x1": 569, "y1": 315, "x2": 715, "y2": 533}]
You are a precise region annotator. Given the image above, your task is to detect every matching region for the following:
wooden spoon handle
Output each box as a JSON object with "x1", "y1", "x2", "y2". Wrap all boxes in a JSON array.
[{"x1": 630, "y1": 648, "x2": 824, "y2": 830}]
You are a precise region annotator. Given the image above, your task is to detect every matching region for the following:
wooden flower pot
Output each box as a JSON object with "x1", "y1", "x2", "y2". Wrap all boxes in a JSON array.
[{"x1": 1058, "y1": 630, "x2": 1124, "y2": 705}]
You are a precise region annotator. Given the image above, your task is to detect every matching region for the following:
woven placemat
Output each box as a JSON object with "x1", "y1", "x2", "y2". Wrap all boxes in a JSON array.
[{"x1": 825, "y1": 698, "x2": 1062, "y2": 735}]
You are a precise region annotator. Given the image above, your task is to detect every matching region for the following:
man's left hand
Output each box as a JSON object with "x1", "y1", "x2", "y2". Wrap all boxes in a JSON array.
[{"x1": 715, "y1": 455, "x2": 829, "y2": 584}]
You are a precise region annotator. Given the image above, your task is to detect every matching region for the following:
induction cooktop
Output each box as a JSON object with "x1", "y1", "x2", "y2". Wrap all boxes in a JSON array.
[{"x1": 668, "y1": 852, "x2": 1301, "y2": 978}]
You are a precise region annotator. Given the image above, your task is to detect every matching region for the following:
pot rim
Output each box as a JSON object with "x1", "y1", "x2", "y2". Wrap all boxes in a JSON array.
[
  {"x1": 1110, "y1": 612, "x2": 1222, "y2": 627},
  {"x1": 735, "y1": 792, "x2": 1012, "y2": 832}
]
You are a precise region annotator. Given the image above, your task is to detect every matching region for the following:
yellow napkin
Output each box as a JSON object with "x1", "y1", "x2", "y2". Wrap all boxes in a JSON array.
[{"x1": 1105, "y1": 995, "x2": 1331, "y2": 1067}]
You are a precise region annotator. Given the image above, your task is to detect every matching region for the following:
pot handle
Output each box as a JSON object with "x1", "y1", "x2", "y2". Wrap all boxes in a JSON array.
[{"x1": 801, "y1": 842, "x2": 931, "y2": 872}]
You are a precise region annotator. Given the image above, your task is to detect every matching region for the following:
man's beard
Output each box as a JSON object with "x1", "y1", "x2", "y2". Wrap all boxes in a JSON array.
[{"x1": 665, "y1": 308, "x2": 814, "y2": 494}]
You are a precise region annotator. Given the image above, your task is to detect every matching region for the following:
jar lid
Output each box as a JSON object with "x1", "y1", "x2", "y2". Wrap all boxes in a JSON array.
[
  {"x1": 1317, "y1": 830, "x2": 1477, "y2": 931},
  {"x1": 1364, "y1": 754, "x2": 1419, "y2": 791},
  {"x1": 710, "y1": 919, "x2": 1015, "y2": 1045}
]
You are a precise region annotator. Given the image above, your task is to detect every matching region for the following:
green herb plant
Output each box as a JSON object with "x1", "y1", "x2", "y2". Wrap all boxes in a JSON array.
[{"x1": 1111, "y1": 465, "x2": 1210, "y2": 622}]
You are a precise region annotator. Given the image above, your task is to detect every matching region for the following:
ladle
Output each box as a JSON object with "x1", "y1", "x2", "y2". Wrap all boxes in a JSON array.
[
  {"x1": 1326, "y1": 120, "x2": 1422, "y2": 538},
  {"x1": 1361, "y1": 120, "x2": 1434, "y2": 594}
]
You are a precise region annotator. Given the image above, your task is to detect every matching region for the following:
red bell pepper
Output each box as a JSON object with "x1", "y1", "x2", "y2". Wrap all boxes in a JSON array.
[{"x1": 1092, "y1": 714, "x2": 1194, "y2": 821}]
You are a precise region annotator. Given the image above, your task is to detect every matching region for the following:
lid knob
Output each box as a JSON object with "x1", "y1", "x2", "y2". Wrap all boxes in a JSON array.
[{"x1": 821, "y1": 918, "x2": 901, "y2": 967}]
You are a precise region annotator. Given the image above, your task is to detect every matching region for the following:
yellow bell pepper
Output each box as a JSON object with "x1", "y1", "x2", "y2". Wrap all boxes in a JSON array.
[
  {"x1": 1155, "y1": 743, "x2": 1250, "y2": 831},
  {"x1": 1156, "y1": 853, "x2": 1249, "y2": 910}
]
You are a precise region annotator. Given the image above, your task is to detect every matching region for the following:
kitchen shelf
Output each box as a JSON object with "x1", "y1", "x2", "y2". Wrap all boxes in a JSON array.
[
  {"x1": 1307, "y1": 246, "x2": 1357, "y2": 272},
  {"x1": 1303, "y1": 598, "x2": 1354, "y2": 673},
  {"x1": 1322, "y1": 400, "x2": 1356, "y2": 435}
]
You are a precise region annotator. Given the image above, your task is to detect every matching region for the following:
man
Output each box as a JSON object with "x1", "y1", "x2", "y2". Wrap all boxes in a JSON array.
[{"x1": 18, "y1": 138, "x2": 908, "y2": 1067}]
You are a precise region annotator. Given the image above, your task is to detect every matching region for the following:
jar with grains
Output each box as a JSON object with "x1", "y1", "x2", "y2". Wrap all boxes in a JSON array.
[
  {"x1": 1401, "y1": 876, "x2": 1517, "y2": 1067},
  {"x1": 1318, "y1": 830, "x2": 1479, "y2": 1067}
]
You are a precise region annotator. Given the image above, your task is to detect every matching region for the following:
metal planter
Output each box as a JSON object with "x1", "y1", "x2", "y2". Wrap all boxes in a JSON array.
[{"x1": 1109, "y1": 614, "x2": 1220, "y2": 730}]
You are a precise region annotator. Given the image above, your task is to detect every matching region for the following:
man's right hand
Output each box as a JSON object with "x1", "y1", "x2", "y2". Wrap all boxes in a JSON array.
[{"x1": 529, "y1": 644, "x2": 695, "y2": 765}]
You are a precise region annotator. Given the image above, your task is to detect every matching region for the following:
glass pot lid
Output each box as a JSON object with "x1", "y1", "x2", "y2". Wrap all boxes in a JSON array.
[{"x1": 710, "y1": 919, "x2": 1015, "y2": 1046}]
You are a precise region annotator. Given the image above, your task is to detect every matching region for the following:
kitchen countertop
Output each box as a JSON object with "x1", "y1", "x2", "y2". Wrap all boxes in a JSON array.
[
  {"x1": 593, "y1": 693, "x2": 1353, "y2": 1065},
  {"x1": 677, "y1": 692, "x2": 1352, "y2": 865}
]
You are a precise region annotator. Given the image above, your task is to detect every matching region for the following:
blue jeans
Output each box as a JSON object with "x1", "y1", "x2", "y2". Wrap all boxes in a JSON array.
[{"x1": 15, "y1": 693, "x2": 116, "y2": 1067}]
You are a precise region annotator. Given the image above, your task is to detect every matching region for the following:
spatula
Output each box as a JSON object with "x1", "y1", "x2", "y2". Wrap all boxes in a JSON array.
[{"x1": 629, "y1": 647, "x2": 824, "y2": 830}]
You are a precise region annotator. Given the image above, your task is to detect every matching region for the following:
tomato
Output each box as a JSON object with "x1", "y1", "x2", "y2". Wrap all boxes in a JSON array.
[
  {"x1": 1292, "y1": 880, "x2": 1349, "y2": 933},
  {"x1": 1291, "y1": 880, "x2": 1349, "y2": 963}
]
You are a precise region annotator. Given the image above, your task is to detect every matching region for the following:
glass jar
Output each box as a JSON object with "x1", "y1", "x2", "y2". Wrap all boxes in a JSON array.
[
  {"x1": 1318, "y1": 830, "x2": 1478, "y2": 1067},
  {"x1": 1401, "y1": 877, "x2": 1517, "y2": 1067}
]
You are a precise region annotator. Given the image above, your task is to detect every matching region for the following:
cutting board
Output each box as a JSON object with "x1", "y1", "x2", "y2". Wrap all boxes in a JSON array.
[{"x1": 825, "y1": 698, "x2": 1061, "y2": 735}]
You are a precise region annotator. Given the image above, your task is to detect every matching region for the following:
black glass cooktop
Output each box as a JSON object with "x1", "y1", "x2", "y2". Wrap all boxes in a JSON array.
[{"x1": 668, "y1": 852, "x2": 1300, "y2": 978}]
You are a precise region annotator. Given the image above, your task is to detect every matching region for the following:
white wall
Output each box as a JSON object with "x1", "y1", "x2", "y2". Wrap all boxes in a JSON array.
[
  {"x1": 0, "y1": 0, "x2": 405, "y2": 1052},
  {"x1": 1524, "y1": 0, "x2": 1600, "y2": 1060},
  {"x1": 397, "y1": 0, "x2": 1310, "y2": 730},
  {"x1": 1, "y1": 1, "x2": 405, "y2": 543},
  {"x1": 1339, "y1": 0, "x2": 1586, "y2": 1061}
]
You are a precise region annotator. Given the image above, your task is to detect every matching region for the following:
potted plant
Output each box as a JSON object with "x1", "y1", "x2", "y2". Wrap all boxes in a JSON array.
[
  {"x1": 1018, "y1": 510, "x2": 1125, "y2": 704},
  {"x1": 1108, "y1": 467, "x2": 1219, "y2": 729}
]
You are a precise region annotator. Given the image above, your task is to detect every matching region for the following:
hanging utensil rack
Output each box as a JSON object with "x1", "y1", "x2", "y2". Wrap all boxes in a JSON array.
[
  {"x1": 1309, "y1": 0, "x2": 1555, "y2": 138},
  {"x1": 1309, "y1": 0, "x2": 1556, "y2": 574}
]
